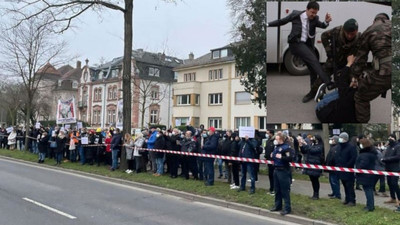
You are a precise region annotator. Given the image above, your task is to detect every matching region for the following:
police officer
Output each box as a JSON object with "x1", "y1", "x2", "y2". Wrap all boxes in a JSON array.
[
  {"x1": 352, "y1": 13, "x2": 391, "y2": 123},
  {"x1": 270, "y1": 132, "x2": 294, "y2": 216},
  {"x1": 314, "y1": 18, "x2": 361, "y2": 101}
]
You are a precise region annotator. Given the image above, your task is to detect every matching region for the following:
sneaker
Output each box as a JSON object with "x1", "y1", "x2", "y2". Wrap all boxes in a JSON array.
[
  {"x1": 394, "y1": 207, "x2": 400, "y2": 213},
  {"x1": 230, "y1": 183, "x2": 235, "y2": 187},
  {"x1": 247, "y1": 179, "x2": 251, "y2": 182},
  {"x1": 269, "y1": 191, "x2": 275, "y2": 196},
  {"x1": 314, "y1": 83, "x2": 327, "y2": 102},
  {"x1": 230, "y1": 185, "x2": 240, "y2": 190},
  {"x1": 302, "y1": 92, "x2": 314, "y2": 103}
]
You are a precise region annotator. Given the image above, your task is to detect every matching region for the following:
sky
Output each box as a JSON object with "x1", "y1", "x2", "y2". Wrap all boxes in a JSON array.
[{"x1": 60, "y1": 0, "x2": 233, "y2": 66}]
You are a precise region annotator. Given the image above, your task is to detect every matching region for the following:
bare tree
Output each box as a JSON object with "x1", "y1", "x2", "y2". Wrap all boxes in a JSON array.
[
  {"x1": 0, "y1": 83, "x2": 24, "y2": 125},
  {"x1": 0, "y1": 17, "x2": 66, "y2": 150}
]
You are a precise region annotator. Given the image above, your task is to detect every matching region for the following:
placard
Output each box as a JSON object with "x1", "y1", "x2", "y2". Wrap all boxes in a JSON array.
[
  {"x1": 6, "y1": 127, "x2": 13, "y2": 133},
  {"x1": 239, "y1": 126, "x2": 255, "y2": 138},
  {"x1": 77, "y1": 122, "x2": 83, "y2": 129},
  {"x1": 35, "y1": 122, "x2": 41, "y2": 129},
  {"x1": 65, "y1": 124, "x2": 71, "y2": 130},
  {"x1": 81, "y1": 137, "x2": 89, "y2": 145},
  {"x1": 175, "y1": 119, "x2": 181, "y2": 127},
  {"x1": 333, "y1": 129, "x2": 341, "y2": 135}
]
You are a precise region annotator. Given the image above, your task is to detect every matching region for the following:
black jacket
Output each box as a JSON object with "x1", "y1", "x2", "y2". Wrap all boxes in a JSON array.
[
  {"x1": 55, "y1": 136, "x2": 67, "y2": 153},
  {"x1": 169, "y1": 134, "x2": 181, "y2": 152},
  {"x1": 334, "y1": 142, "x2": 358, "y2": 180},
  {"x1": 264, "y1": 138, "x2": 275, "y2": 160},
  {"x1": 110, "y1": 133, "x2": 123, "y2": 151},
  {"x1": 301, "y1": 143, "x2": 323, "y2": 176},
  {"x1": 356, "y1": 147, "x2": 378, "y2": 186},
  {"x1": 154, "y1": 135, "x2": 166, "y2": 158},
  {"x1": 38, "y1": 135, "x2": 50, "y2": 153},
  {"x1": 382, "y1": 141, "x2": 400, "y2": 172},
  {"x1": 325, "y1": 144, "x2": 338, "y2": 167},
  {"x1": 268, "y1": 10, "x2": 328, "y2": 45}
]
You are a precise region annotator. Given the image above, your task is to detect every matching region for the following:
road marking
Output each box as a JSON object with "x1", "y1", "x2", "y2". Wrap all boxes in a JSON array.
[{"x1": 22, "y1": 197, "x2": 77, "y2": 219}]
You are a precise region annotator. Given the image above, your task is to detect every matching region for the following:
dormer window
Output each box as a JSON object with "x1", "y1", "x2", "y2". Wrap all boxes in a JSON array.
[
  {"x1": 212, "y1": 51, "x2": 220, "y2": 59},
  {"x1": 72, "y1": 81, "x2": 78, "y2": 89},
  {"x1": 212, "y1": 48, "x2": 228, "y2": 59},
  {"x1": 149, "y1": 67, "x2": 160, "y2": 77}
]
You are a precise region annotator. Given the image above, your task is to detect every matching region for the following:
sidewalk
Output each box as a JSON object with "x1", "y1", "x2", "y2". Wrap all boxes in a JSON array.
[{"x1": 215, "y1": 168, "x2": 396, "y2": 211}]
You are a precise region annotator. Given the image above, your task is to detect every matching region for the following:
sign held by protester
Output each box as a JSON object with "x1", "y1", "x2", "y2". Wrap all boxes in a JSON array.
[
  {"x1": 35, "y1": 122, "x2": 41, "y2": 129},
  {"x1": 239, "y1": 126, "x2": 255, "y2": 138},
  {"x1": 81, "y1": 137, "x2": 88, "y2": 145},
  {"x1": 56, "y1": 98, "x2": 76, "y2": 124},
  {"x1": 77, "y1": 122, "x2": 83, "y2": 129},
  {"x1": 6, "y1": 127, "x2": 13, "y2": 133},
  {"x1": 116, "y1": 100, "x2": 123, "y2": 130}
]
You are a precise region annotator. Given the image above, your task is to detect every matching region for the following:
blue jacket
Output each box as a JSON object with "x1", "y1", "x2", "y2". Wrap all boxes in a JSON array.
[
  {"x1": 147, "y1": 131, "x2": 158, "y2": 149},
  {"x1": 272, "y1": 143, "x2": 293, "y2": 168},
  {"x1": 202, "y1": 133, "x2": 219, "y2": 154},
  {"x1": 110, "y1": 133, "x2": 123, "y2": 151},
  {"x1": 356, "y1": 147, "x2": 378, "y2": 186},
  {"x1": 334, "y1": 142, "x2": 358, "y2": 180},
  {"x1": 238, "y1": 139, "x2": 258, "y2": 159}
]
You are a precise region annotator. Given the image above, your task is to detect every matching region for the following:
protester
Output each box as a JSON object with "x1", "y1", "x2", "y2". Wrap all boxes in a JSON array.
[
  {"x1": 230, "y1": 133, "x2": 241, "y2": 190},
  {"x1": 238, "y1": 135, "x2": 258, "y2": 194},
  {"x1": 153, "y1": 129, "x2": 166, "y2": 176},
  {"x1": 69, "y1": 132, "x2": 78, "y2": 162},
  {"x1": 110, "y1": 128, "x2": 122, "y2": 171},
  {"x1": 202, "y1": 127, "x2": 219, "y2": 186},
  {"x1": 133, "y1": 133, "x2": 145, "y2": 173},
  {"x1": 147, "y1": 126, "x2": 158, "y2": 173},
  {"x1": 168, "y1": 128, "x2": 181, "y2": 178},
  {"x1": 382, "y1": 134, "x2": 400, "y2": 211},
  {"x1": 7, "y1": 128, "x2": 17, "y2": 150},
  {"x1": 124, "y1": 133, "x2": 135, "y2": 174},
  {"x1": 55, "y1": 131, "x2": 67, "y2": 166},
  {"x1": 38, "y1": 132, "x2": 49, "y2": 163},
  {"x1": 326, "y1": 135, "x2": 341, "y2": 199},
  {"x1": 181, "y1": 130, "x2": 198, "y2": 180}
]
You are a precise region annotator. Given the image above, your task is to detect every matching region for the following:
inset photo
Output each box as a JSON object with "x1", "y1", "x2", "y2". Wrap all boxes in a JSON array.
[{"x1": 266, "y1": 1, "x2": 392, "y2": 123}]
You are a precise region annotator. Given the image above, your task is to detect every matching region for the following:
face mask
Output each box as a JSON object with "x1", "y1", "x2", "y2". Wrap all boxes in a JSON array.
[
  {"x1": 329, "y1": 140, "x2": 333, "y2": 145},
  {"x1": 273, "y1": 140, "x2": 279, "y2": 146},
  {"x1": 207, "y1": 132, "x2": 211, "y2": 136},
  {"x1": 168, "y1": 133, "x2": 172, "y2": 137},
  {"x1": 156, "y1": 134, "x2": 160, "y2": 138},
  {"x1": 339, "y1": 138, "x2": 345, "y2": 143},
  {"x1": 202, "y1": 134, "x2": 207, "y2": 138},
  {"x1": 223, "y1": 137, "x2": 226, "y2": 141},
  {"x1": 389, "y1": 139, "x2": 395, "y2": 144},
  {"x1": 360, "y1": 144, "x2": 364, "y2": 149}
]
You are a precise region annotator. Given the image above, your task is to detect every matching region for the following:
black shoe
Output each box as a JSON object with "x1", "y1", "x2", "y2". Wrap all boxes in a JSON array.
[
  {"x1": 237, "y1": 188, "x2": 245, "y2": 192},
  {"x1": 343, "y1": 201, "x2": 349, "y2": 205},
  {"x1": 270, "y1": 207, "x2": 282, "y2": 212},
  {"x1": 330, "y1": 196, "x2": 341, "y2": 200},
  {"x1": 249, "y1": 190, "x2": 255, "y2": 195},
  {"x1": 356, "y1": 187, "x2": 363, "y2": 191},
  {"x1": 328, "y1": 193, "x2": 334, "y2": 197},
  {"x1": 280, "y1": 210, "x2": 291, "y2": 216},
  {"x1": 347, "y1": 202, "x2": 356, "y2": 207},
  {"x1": 302, "y1": 93, "x2": 314, "y2": 103},
  {"x1": 314, "y1": 83, "x2": 327, "y2": 102},
  {"x1": 218, "y1": 175, "x2": 223, "y2": 179},
  {"x1": 310, "y1": 196, "x2": 319, "y2": 200}
]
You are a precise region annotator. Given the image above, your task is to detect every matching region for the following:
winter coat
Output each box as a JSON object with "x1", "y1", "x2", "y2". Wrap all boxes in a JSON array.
[
  {"x1": 382, "y1": 142, "x2": 400, "y2": 172},
  {"x1": 125, "y1": 140, "x2": 135, "y2": 160},
  {"x1": 147, "y1": 131, "x2": 158, "y2": 149},
  {"x1": 356, "y1": 147, "x2": 378, "y2": 186},
  {"x1": 38, "y1": 135, "x2": 50, "y2": 153},
  {"x1": 264, "y1": 138, "x2": 275, "y2": 160},
  {"x1": 134, "y1": 137, "x2": 145, "y2": 157},
  {"x1": 154, "y1": 135, "x2": 166, "y2": 158},
  {"x1": 221, "y1": 137, "x2": 234, "y2": 156},
  {"x1": 272, "y1": 143, "x2": 293, "y2": 168},
  {"x1": 334, "y1": 142, "x2": 358, "y2": 180},
  {"x1": 325, "y1": 144, "x2": 338, "y2": 166},
  {"x1": 7, "y1": 131, "x2": 17, "y2": 145},
  {"x1": 202, "y1": 133, "x2": 219, "y2": 154},
  {"x1": 301, "y1": 143, "x2": 323, "y2": 177},
  {"x1": 105, "y1": 137, "x2": 112, "y2": 152},
  {"x1": 54, "y1": 136, "x2": 67, "y2": 153},
  {"x1": 110, "y1": 133, "x2": 123, "y2": 151},
  {"x1": 169, "y1": 134, "x2": 181, "y2": 152},
  {"x1": 238, "y1": 139, "x2": 258, "y2": 159},
  {"x1": 181, "y1": 137, "x2": 197, "y2": 153}
]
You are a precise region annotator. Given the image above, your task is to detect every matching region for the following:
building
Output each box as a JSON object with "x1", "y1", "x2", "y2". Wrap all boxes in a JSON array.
[
  {"x1": 173, "y1": 44, "x2": 266, "y2": 130},
  {"x1": 78, "y1": 49, "x2": 182, "y2": 129}
]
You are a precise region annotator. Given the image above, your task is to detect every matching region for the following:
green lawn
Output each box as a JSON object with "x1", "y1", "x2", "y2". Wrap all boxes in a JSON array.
[{"x1": 0, "y1": 149, "x2": 398, "y2": 225}]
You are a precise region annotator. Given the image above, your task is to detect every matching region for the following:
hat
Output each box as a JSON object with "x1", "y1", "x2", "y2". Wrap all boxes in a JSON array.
[
  {"x1": 343, "y1": 18, "x2": 358, "y2": 32},
  {"x1": 96, "y1": 128, "x2": 102, "y2": 133},
  {"x1": 209, "y1": 127, "x2": 216, "y2": 132},
  {"x1": 339, "y1": 132, "x2": 349, "y2": 141},
  {"x1": 330, "y1": 135, "x2": 339, "y2": 143},
  {"x1": 389, "y1": 134, "x2": 397, "y2": 139}
]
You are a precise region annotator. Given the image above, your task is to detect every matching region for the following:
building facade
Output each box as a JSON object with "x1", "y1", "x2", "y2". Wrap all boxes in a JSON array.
[
  {"x1": 173, "y1": 45, "x2": 266, "y2": 130},
  {"x1": 78, "y1": 49, "x2": 182, "y2": 129}
]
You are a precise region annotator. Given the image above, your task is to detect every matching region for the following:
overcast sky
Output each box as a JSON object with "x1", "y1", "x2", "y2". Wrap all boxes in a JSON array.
[{"x1": 60, "y1": 0, "x2": 232, "y2": 66}]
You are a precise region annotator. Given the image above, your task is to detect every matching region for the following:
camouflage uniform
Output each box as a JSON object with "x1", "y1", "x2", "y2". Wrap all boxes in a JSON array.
[
  {"x1": 352, "y1": 14, "x2": 391, "y2": 123},
  {"x1": 310, "y1": 26, "x2": 361, "y2": 93}
]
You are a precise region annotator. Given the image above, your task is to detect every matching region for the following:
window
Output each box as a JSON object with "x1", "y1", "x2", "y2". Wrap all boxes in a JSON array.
[
  {"x1": 235, "y1": 117, "x2": 251, "y2": 129},
  {"x1": 107, "y1": 109, "x2": 116, "y2": 124},
  {"x1": 112, "y1": 86, "x2": 117, "y2": 99},
  {"x1": 258, "y1": 117, "x2": 266, "y2": 130},
  {"x1": 208, "y1": 117, "x2": 222, "y2": 129},
  {"x1": 177, "y1": 94, "x2": 191, "y2": 105},
  {"x1": 108, "y1": 87, "x2": 112, "y2": 100},
  {"x1": 72, "y1": 81, "x2": 78, "y2": 89},
  {"x1": 151, "y1": 87, "x2": 159, "y2": 100},
  {"x1": 150, "y1": 110, "x2": 158, "y2": 124},
  {"x1": 94, "y1": 88, "x2": 102, "y2": 101},
  {"x1": 175, "y1": 117, "x2": 189, "y2": 126},
  {"x1": 212, "y1": 49, "x2": 228, "y2": 59},
  {"x1": 83, "y1": 88, "x2": 88, "y2": 102},
  {"x1": 208, "y1": 69, "x2": 223, "y2": 81},
  {"x1": 195, "y1": 94, "x2": 200, "y2": 105},
  {"x1": 93, "y1": 110, "x2": 101, "y2": 124},
  {"x1": 82, "y1": 114, "x2": 86, "y2": 122},
  {"x1": 209, "y1": 93, "x2": 223, "y2": 105},
  {"x1": 149, "y1": 67, "x2": 160, "y2": 77},
  {"x1": 235, "y1": 92, "x2": 252, "y2": 105},
  {"x1": 184, "y1": 72, "x2": 196, "y2": 82},
  {"x1": 111, "y1": 69, "x2": 118, "y2": 78},
  {"x1": 212, "y1": 50, "x2": 220, "y2": 59},
  {"x1": 235, "y1": 69, "x2": 242, "y2": 78},
  {"x1": 174, "y1": 72, "x2": 178, "y2": 80},
  {"x1": 220, "y1": 49, "x2": 228, "y2": 58}
]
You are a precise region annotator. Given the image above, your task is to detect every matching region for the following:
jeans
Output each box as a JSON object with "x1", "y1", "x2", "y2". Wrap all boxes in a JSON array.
[
  {"x1": 204, "y1": 159, "x2": 214, "y2": 185},
  {"x1": 69, "y1": 150, "x2": 76, "y2": 162},
  {"x1": 240, "y1": 162, "x2": 255, "y2": 192},
  {"x1": 111, "y1": 149, "x2": 119, "y2": 169},
  {"x1": 217, "y1": 159, "x2": 223, "y2": 176},
  {"x1": 32, "y1": 141, "x2": 38, "y2": 154},
  {"x1": 274, "y1": 168, "x2": 291, "y2": 212},
  {"x1": 39, "y1": 152, "x2": 46, "y2": 161},
  {"x1": 315, "y1": 90, "x2": 339, "y2": 110},
  {"x1": 232, "y1": 163, "x2": 240, "y2": 186},
  {"x1": 341, "y1": 178, "x2": 356, "y2": 204},
  {"x1": 268, "y1": 164, "x2": 275, "y2": 192},
  {"x1": 329, "y1": 172, "x2": 341, "y2": 198},
  {"x1": 156, "y1": 157, "x2": 164, "y2": 175},
  {"x1": 197, "y1": 158, "x2": 205, "y2": 180},
  {"x1": 363, "y1": 185, "x2": 375, "y2": 211},
  {"x1": 56, "y1": 152, "x2": 63, "y2": 164},
  {"x1": 387, "y1": 176, "x2": 400, "y2": 200},
  {"x1": 79, "y1": 146, "x2": 85, "y2": 165}
]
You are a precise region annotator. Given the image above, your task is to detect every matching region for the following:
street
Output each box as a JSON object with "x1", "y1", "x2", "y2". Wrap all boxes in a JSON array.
[
  {"x1": 0, "y1": 158, "x2": 299, "y2": 225},
  {"x1": 266, "y1": 65, "x2": 391, "y2": 123}
]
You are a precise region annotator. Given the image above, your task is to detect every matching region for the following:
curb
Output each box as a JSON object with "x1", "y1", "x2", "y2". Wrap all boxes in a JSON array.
[{"x1": 0, "y1": 155, "x2": 336, "y2": 225}]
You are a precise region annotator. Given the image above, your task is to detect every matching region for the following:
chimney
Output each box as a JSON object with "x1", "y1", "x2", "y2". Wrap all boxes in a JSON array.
[
  {"x1": 137, "y1": 48, "x2": 143, "y2": 52},
  {"x1": 85, "y1": 58, "x2": 89, "y2": 66},
  {"x1": 189, "y1": 52, "x2": 194, "y2": 60},
  {"x1": 161, "y1": 52, "x2": 166, "y2": 61},
  {"x1": 76, "y1": 60, "x2": 81, "y2": 69}
]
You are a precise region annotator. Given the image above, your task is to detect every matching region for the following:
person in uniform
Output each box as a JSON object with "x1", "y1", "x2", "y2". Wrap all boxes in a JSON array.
[
  {"x1": 267, "y1": 1, "x2": 332, "y2": 103},
  {"x1": 351, "y1": 13, "x2": 391, "y2": 123},
  {"x1": 270, "y1": 132, "x2": 294, "y2": 216}
]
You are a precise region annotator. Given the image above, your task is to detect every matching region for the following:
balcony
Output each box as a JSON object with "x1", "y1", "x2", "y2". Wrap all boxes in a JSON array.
[{"x1": 78, "y1": 101, "x2": 87, "y2": 108}]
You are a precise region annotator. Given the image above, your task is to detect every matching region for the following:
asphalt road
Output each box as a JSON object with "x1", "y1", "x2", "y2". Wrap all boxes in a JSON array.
[
  {"x1": 0, "y1": 158, "x2": 300, "y2": 225},
  {"x1": 267, "y1": 65, "x2": 391, "y2": 123}
]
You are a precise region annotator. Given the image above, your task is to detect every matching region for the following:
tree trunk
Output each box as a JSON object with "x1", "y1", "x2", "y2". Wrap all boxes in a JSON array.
[
  {"x1": 141, "y1": 96, "x2": 146, "y2": 129},
  {"x1": 24, "y1": 103, "x2": 31, "y2": 151},
  {"x1": 120, "y1": 0, "x2": 133, "y2": 171}
]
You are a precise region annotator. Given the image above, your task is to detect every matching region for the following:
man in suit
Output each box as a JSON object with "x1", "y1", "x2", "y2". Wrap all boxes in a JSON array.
[{"x1": 267, "y1": 1, "x2": 332, "y2": 103}]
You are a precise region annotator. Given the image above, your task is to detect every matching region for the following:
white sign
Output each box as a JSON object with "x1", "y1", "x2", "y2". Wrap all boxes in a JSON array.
[
  {"x1": 65, "y1": 124, "x2": 71, "y2": 130},
  {"x1": 239, "y1": 126, "x2": 255, "y2": 138},
  {"x1": 116, "y1": 100, "x2": 123, "y2": 130},
  {"x1": 56, "y1": 97, "x2": 77, "y2": 124},
  {"x1": 81, "y1": 137, "x2": 89, "y2": 145},
  {"x1": 35, "y1": 122, "x2": 41, "y2": 129},
  {"x1": 6, "y1": 127, "x2": 13, "y2": 133},
  {"x1": 175, "y1": 119, "x2": 181, "y2": 127},
  {"x1": 77, "y1": 122, "x2": 83, "y2": 129},
  {"x1": 333, "y1": 129, "x2": 341, "y2": 135}
]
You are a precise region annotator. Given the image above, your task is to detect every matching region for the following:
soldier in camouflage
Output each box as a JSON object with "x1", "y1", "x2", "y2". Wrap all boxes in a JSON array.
[
  {"x1": 313, "y1": 19, "x2": 361, "y2": 101},
  {"x1": 351, "y1": 13, "x2": 391, "y2": 123}
]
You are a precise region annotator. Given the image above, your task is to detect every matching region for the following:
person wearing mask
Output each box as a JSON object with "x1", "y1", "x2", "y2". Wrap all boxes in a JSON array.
[
  {"x1": 124, "y1": 133, "x2": 135, "y2": 174},
  {"x1": 55, "y1": 131, "x2": 67, "y2": 166},
  {"x1": 230, "y1": 133, "x2": 241, "y2": 190},
  {"x1": 104, "y1": 132, "x2": 112, "y2": 166},
  {"x1": 334, "y1": 132, "x2": 358, "y2": 206},
  {"x1": 38, "y1": 132, "x2": 49, "y2": 163},
  {"x1": 221, "y1": 130, "x2": 234, "y2": 184},
  {"x1": 202, "y1": 127, "x2": 219, "y2": 186},
  {"x1": 7, "y1": 128, "x2": 17, "y2": 150},
  {"x1": 374, "y1": 141, "x2": 388, "y2": 197},
  {"x1": 168, "y1": 128, "x2": 181, "y2": 178},
  {"x1": 69, "y1": 132, "x2": 78, "y2": 162},
  {"x1": 133, "y1": 133, "x2": 145, "y2": 173},
  {"x1": 238, "y1": 135, "x2": 258, "y2": 194},
  {"x1": 79, "y1": 128, "x2": 88, "y2": 165},
  {"x1": 153, "y1": 130, "x2": 166, "y2": 176},
  {"x1": 326, "y1": 135, "x2": 341, "y2": 199},
  {"x1": 264, "y1": 129, "x2": 276, "y2": 195},
  {"x1": 299, "y1": 134, "x2": 325, "y2": 200},
  {"x1": 147, "y1": 126, "x2": 158, "y2": 173},
  {"x1": 181, "y1": 130, "x2": 199, "y2": 180},
  {"x1": 270, "y1": 132, "x2": 294, "y2": 216},
  {"x1": 382, "y1": 134, "x2": 400, "y2": 210},
  {"x1": 356, "y1": 139, "x2": 378, "y2": 211},
  {"x1": 110, "y1": 128, "x2": 123, "y2": 171},
  {"x1": 197, "y1": 129, "x2": 208, "y2": 181}
]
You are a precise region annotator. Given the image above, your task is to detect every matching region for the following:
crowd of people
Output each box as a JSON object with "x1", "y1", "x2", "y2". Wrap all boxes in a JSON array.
[{"x1": 1, "y1": 125, "x2": 400, "y2": 215}]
